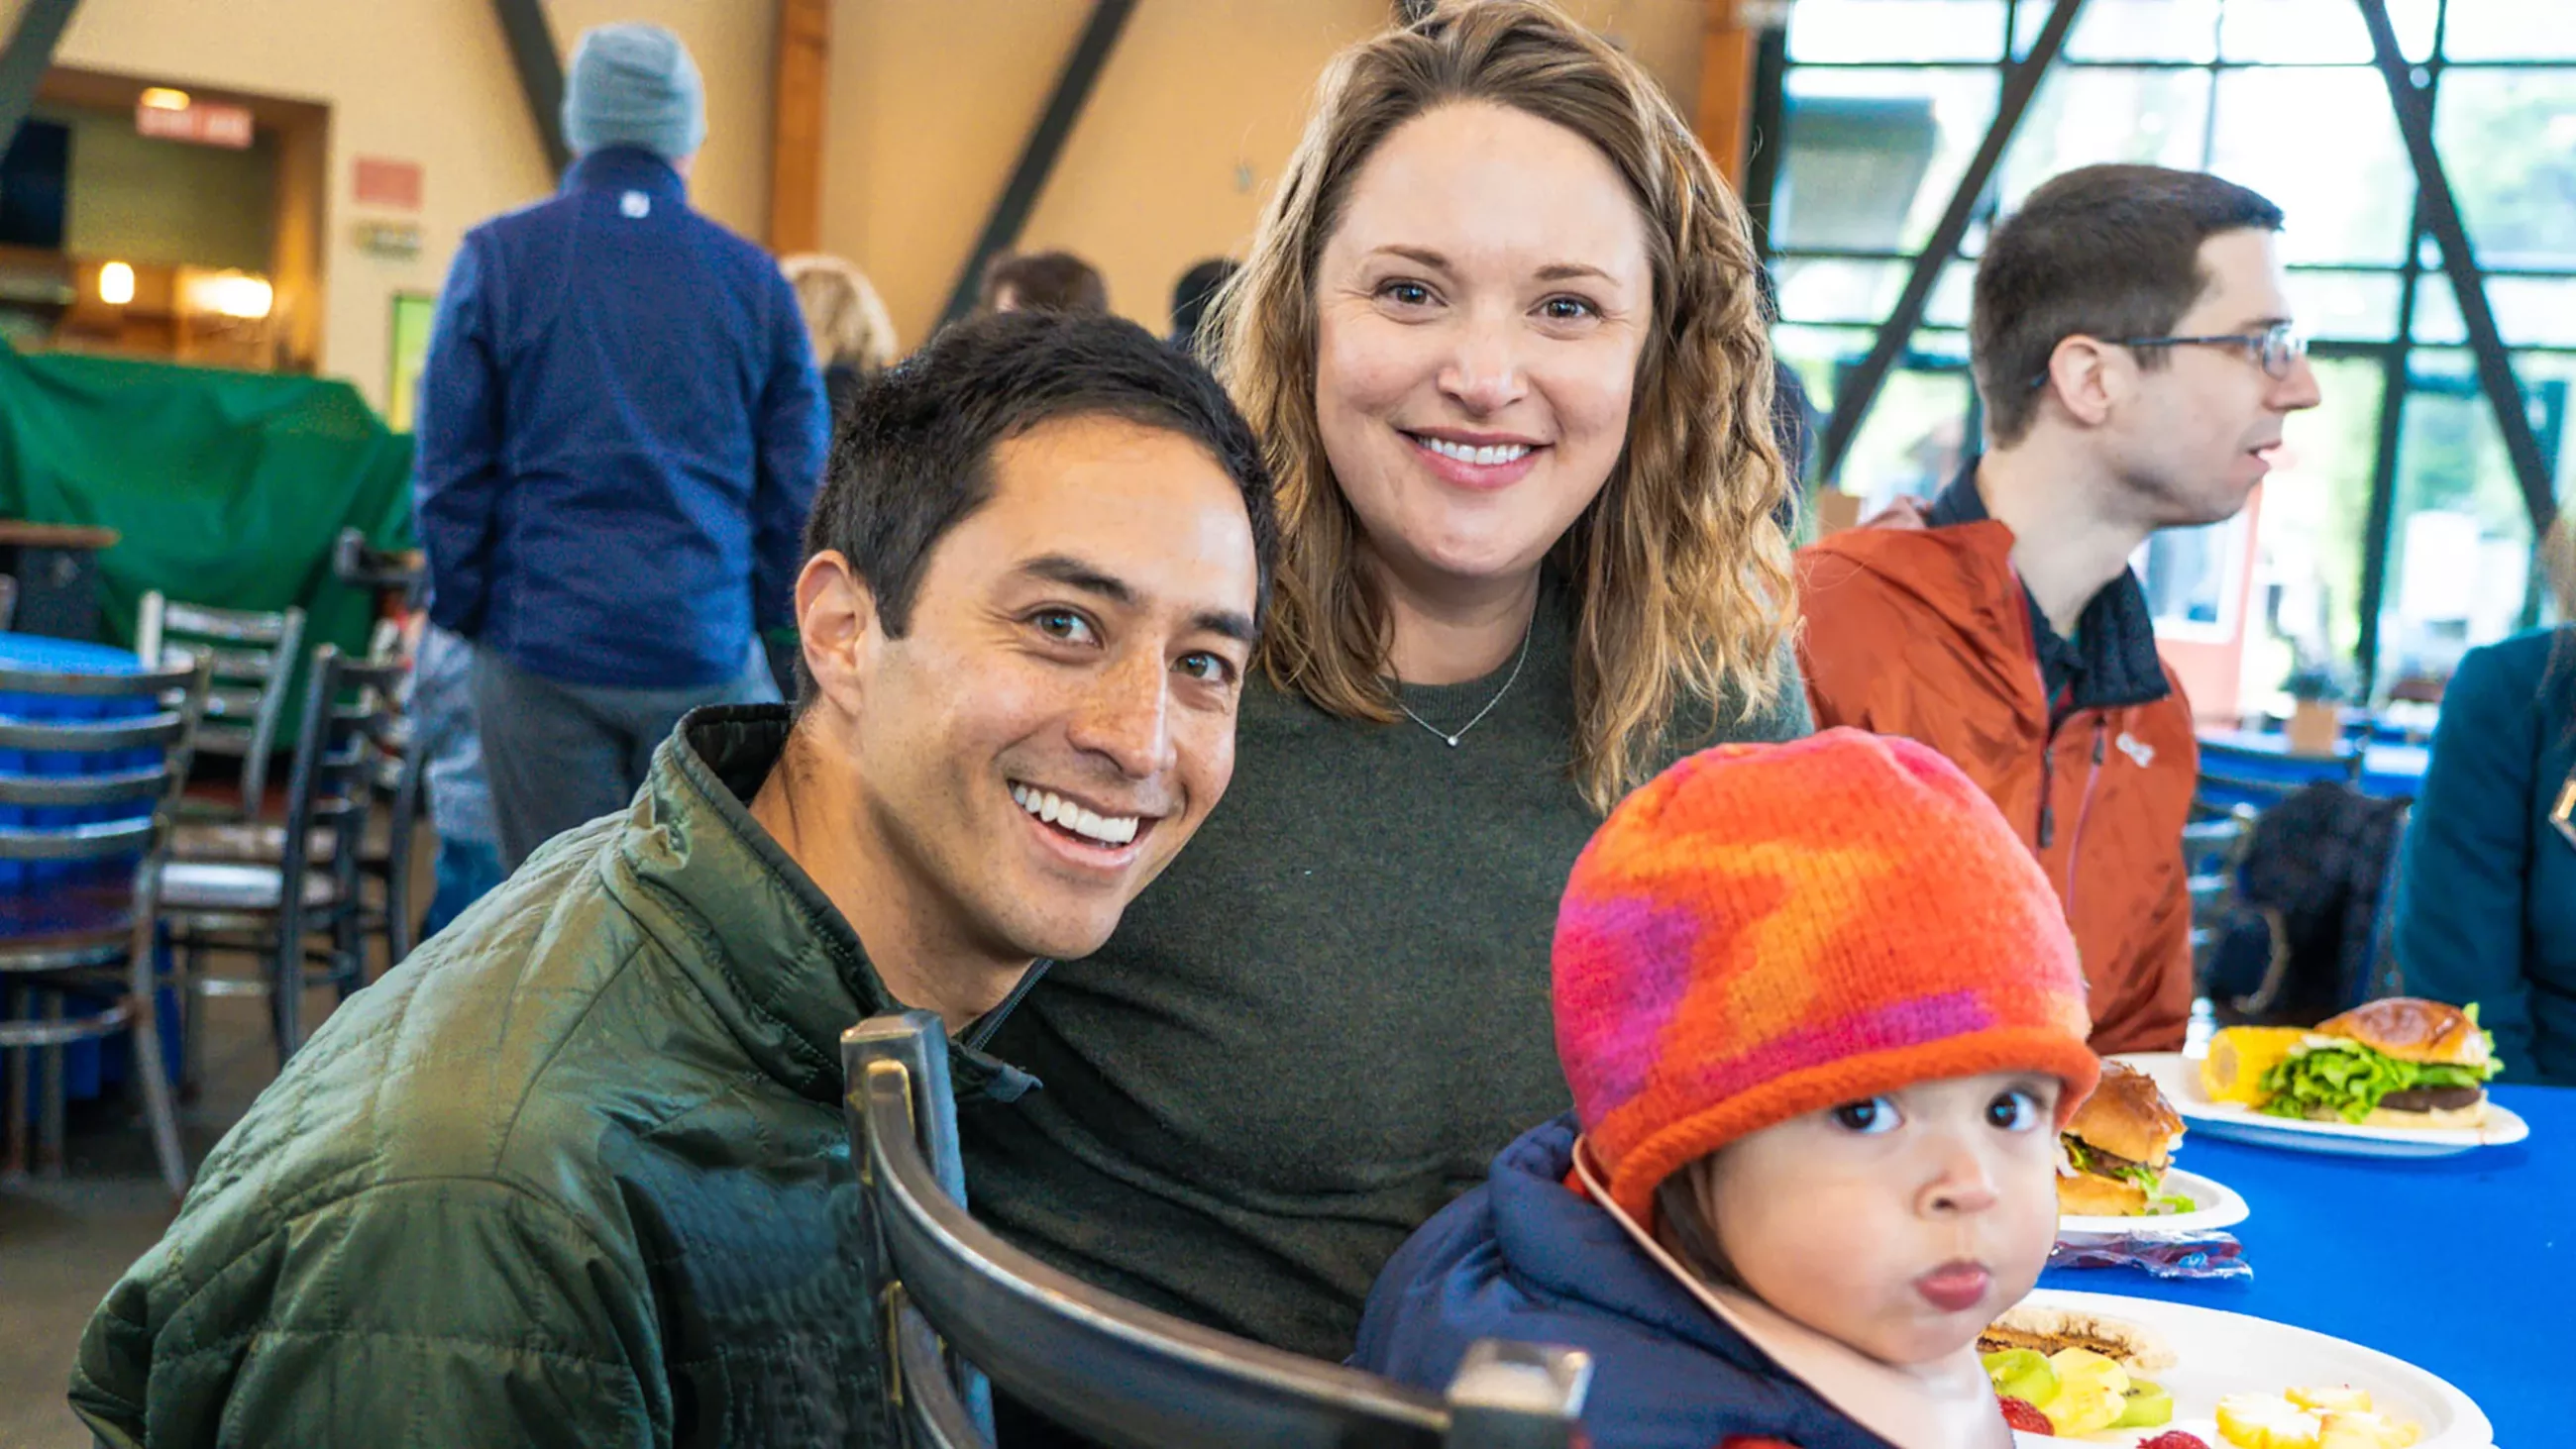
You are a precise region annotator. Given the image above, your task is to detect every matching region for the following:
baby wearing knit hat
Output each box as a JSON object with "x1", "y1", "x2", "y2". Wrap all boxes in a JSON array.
[{"x1": 1353, "y1": 729, "x2": 2101, "y2": 1449}]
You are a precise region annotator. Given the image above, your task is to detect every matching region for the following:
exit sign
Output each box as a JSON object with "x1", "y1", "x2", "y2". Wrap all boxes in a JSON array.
[{"x1": 136, "y1": 99, "x2": 253, "y2": 150}]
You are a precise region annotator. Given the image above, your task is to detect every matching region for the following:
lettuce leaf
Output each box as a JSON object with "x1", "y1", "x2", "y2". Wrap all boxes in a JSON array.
[
  {"x1": 2256, "y1": 1041, "x2": 2499, "y2": 1123},
  {"x1": 2059, "y1": 1136, "x2": 2173, "y2": 1199}
]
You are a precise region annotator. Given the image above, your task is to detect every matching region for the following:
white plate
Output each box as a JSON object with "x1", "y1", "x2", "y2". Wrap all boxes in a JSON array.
[
  {"x1": 2057, "y1": 1167, "x2": 2249, "y2": 1237},
  {"x1": 2112, "y1": 1052, "x2": 2530, "y2": 1159},
  {"x1": 2003, "y1": 1288, "x2": 2494, "y2": 1448}
]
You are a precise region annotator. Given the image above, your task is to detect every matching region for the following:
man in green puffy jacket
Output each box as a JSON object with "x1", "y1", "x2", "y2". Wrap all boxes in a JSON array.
[{"x1": 68, "y1": 310, "x2": 1277, "y2": 1447}]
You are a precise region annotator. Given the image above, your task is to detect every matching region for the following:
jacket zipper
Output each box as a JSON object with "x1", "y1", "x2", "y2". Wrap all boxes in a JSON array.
[
  {"x1": 963, "y1": 958, "x2": 1052, "y2": 1052},
  {"x1": 2009, "y1": 583, "x2": 2063, "y2": 852},
  {"x1": 2064, "y1": 720, "x2": 2108, "y2": 921}
]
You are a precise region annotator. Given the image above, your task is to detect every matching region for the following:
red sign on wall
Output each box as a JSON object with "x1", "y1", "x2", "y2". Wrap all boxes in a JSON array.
[
  {"x1": 355, "y1": 157, "x2": 423, "y2": 210},
  {"x1": 136, "y1": 99, "x2": 254, "y2": 150}
]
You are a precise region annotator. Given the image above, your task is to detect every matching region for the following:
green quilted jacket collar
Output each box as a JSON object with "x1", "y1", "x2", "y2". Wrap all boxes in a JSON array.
[{"x1": 613, "y1": 705, "x2": 1038, "y2": 1107}]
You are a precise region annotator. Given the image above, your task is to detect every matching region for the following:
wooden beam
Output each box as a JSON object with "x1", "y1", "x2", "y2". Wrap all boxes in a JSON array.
[
  {"x1": 769, "y1": 0, "x2": 830, "y2": 255},
  {"x1": 0, "y1": 0, "x2": 82, "y2": 155},
  {"x1": 490, "y1": 0, "x2": 570, "y2": 178},
  {"x1": 1693, "y1": 0, "x2": 1757, "y2": 186},
  {"x1": 937, "y1": 0, "x2": 1136, "y2": 328}
]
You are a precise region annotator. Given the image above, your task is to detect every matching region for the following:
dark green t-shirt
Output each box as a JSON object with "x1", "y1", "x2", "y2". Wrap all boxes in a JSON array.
[{"x1": 961, "y1": 587, "x2": 1812, "y2": 1360}]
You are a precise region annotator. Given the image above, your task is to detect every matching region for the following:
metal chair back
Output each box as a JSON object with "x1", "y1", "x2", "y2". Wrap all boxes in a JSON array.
[
  {"x1": 135, "y1": 591, "x2": 307, "y2": 818},
  {"x1": 2195, "y1": 737, "x2": 2359, "y2": 814},
  {"x1": 0, "y1": 655, "x2": 209, "y2": 873},
  {"x1": 358, "y1": 623, "x2": 425, "y2": 961},
  {"x1": 333, "y1": 527, "x2": 425, "y2": 612},
  {"x1": 0, "y1": 654, "x2": 210, "y2": 1190},
  {"x1": 842, "y1": 1012, "x2": 1591, "y2": 1449},
  {"x1": 2181, "y1": 805, "x2": 2256, "y2": 974},
  {"x1": 268, "y1": 646, "x2": 407, "y2": 1041}
]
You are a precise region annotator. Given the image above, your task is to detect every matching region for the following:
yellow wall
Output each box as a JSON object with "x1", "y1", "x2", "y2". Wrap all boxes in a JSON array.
[
  {"x1": 43, "y1": 0, "x2": 774, "y2": 412},
  {"x1": 24, "y1": 0, "x2": 1709, "y2": 408},
  {"x1": 819, "y1": 0, "x2": 1710, "y2": 351},
  {"x1": 38, "y1": 104, "x2": 278, "y2": 274}
]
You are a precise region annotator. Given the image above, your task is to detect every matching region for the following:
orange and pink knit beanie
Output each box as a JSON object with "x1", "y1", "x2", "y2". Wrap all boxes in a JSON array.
[{"x1": 1556, "y1": 728, "x2": 2101, "y2": 1224}]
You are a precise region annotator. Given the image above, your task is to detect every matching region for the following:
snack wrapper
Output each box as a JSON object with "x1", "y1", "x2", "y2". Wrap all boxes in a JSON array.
[{"x1": 2048, "y1": 1228, "x2": 2249, "y2": 1280}]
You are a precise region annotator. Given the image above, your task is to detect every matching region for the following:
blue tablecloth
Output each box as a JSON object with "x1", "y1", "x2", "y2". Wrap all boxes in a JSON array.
[
  {"x1": 2038, "y1": 1084, "x2": 2570, "y2": 1447},
  {"x1": 2198, "y1": 728, "x2": 2430, "y2": 801}
]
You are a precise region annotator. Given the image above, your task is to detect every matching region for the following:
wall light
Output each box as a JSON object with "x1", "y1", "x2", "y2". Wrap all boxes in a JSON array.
[
  {"x1": 138, "y1": 87, "x2": 191, "y2": 111},
  {"x1": 182, "y1": 271, "x2": 273, "y2": 320},
  {"x1": 98, "y1": 260, "x2": 135, "y2": 306}
]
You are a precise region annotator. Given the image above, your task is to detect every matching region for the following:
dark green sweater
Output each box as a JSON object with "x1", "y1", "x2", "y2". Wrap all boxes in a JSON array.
[{"x1": 961, "y1": 589, "x2": 1811, "y2": 1361}]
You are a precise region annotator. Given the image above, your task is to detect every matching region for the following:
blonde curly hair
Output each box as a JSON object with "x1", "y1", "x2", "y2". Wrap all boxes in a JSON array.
[
  {"x1": 780, "y1": 253, "x2": 899, "y2": 374},
  {"x1": 1214, "y1": 0, "x2": 1797, "y2": 811}
]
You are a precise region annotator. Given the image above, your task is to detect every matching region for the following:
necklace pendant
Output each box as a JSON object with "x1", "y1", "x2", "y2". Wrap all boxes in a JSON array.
[{"x1": 1445, "y1": 735, "x2": 1460, "y2": 748}]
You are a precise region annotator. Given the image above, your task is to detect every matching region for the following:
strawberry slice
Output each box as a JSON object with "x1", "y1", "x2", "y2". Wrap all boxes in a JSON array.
[
  {"x1": 2135, "y1": 1433, "x2": 2212, "y2": 1449},
  {"x1": 1997, "y1": 1397, "x2": 2054, "y2": 1435}
]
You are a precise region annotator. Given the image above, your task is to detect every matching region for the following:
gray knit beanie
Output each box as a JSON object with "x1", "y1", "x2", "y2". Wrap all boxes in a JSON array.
[{"x1": 562, "y1": 23, "x2": 706, "y2": 162}]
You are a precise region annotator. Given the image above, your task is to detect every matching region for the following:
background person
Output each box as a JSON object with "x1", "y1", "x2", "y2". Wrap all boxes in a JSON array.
[
  {"x1": 1169, "y1": 256, "x2": 1238, "y2": 355},
  {"x1": 980, "y1": 249, "x2": 1111, "y2": 315},
  {"x1": 783, "y1": 251, "x2": 901, "y2": 425},
  {"x1": 2394, "y1": 513, "x2": 2576, "y2": 1085},
  {"x1": 1797, "y1": 164, "x2": 2321, "y2": 1055},
  {"x1": 410, "y1": 620, "x2": 504, "y2": 937},
  {"x1": 413, "y1": 22, "x2": 828, "y2": 871}
]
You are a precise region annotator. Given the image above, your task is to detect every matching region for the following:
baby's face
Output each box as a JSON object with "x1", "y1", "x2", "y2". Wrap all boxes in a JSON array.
[{"x1": 1692, "y1": 1070, "x2": 2064, "y2": 1366}]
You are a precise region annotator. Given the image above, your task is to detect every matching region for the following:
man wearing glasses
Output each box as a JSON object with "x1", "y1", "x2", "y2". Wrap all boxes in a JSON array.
[{"x1": 1797, "y1": 163, "x2": 2321, "y2": 1055}]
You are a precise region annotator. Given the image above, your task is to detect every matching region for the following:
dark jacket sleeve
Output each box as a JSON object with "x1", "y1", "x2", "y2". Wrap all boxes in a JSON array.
[
  {"x1": 69, "y1": 1180, "x2": 665, "y2": 1449},
  {"x1": 2396, "y1": 639, "x2": 2542, "y2": 1081},
  {"x1": 749, "y1": 269, "x2": 828, "y2": 634},
  {"x1": 414, "y1": 235, "x2": 507, "y2": 639}
]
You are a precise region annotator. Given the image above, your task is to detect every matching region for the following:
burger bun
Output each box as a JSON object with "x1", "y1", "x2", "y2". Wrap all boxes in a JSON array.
[
  {"x1": 2328, "y1": 1099, "x2": 2491, "y2": 1131},
  {"x1": 1980, "y1": 1303, "x2": 2177, "y2": 1373},
  {"x1": 2056, "y1": 1171, "x2": 2150, "y2": 1217},
  {"x1": 2065, "y1": 1059, "x2": 2185, "y2": 1167},
  {"x1": 2315, "y1": 997, "x2": 2491, "y2": 1069}
]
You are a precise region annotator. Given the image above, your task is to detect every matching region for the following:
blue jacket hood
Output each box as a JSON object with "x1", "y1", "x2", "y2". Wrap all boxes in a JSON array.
[{"x1": 1353, "y1": 1114, "x2": 1901, "y2": 1449}]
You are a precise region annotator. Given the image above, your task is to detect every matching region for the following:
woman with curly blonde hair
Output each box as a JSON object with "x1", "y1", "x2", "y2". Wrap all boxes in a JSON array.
[
  {"x1": 779, "y1": 252, "x2": 897, "y2": 421},
  {"x1": 963, "y1": 0, "x2": 1808, "y2": 1380}
]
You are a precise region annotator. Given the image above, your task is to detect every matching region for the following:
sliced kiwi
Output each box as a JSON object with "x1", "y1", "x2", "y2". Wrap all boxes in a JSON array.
[{"x1": 2113, "y1": 1378, "x2": 2175, "y2": 1428}]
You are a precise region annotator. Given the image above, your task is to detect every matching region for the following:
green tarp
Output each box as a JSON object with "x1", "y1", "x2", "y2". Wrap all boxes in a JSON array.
[{"x1": 0, "y1": 345, "x2": 414, "y2": 733}]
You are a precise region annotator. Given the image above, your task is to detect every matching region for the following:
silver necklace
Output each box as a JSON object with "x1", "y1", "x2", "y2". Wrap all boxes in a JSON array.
[{"x1": 1396, "y1": 623, "x2": 1535, "y2": 748}]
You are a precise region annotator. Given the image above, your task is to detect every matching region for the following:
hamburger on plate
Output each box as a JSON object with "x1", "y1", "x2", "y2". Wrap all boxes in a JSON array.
[
  {"x1": 2057, "y1": 1059, "x2": 2190, "y2": 1216},
  {"x1": 2256, "y1": 997, "x2": 2502, "y2": 1128}
]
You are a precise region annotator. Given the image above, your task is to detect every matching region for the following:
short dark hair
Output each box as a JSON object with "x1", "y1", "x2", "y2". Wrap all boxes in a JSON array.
[
  {"x1": 800, "y1": 311, "x2": 1277, "y2": 698},
  {"x1": 1654, "y1": 1173, "x2": 1748, "y2": 1294},
  {"x1": 1170, "y1": 257, "x2": 1239, "y2": 350},
  {"x1": 978, "y1": 250, "x2": 1110, "y2": 314},
  {"x1": 1973, "y1": 164, "x2": 2286, "y2": 444}
]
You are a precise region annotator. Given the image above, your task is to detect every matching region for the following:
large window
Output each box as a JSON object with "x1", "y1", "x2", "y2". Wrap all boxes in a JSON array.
[{"x1": 1759, "y1": 0, "x2": 2574, "y2": 714}]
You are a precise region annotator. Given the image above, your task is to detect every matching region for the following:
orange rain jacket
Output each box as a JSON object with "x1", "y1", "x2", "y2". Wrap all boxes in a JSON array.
[{"x1": 1795, "y1": 477, "x2": 2198, "y2": 1055}]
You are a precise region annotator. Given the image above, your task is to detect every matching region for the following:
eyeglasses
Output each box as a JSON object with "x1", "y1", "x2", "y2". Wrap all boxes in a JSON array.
[
  {"x1": 2553, "y1": 766, "x2": 2576, "y2": 855},
  {"x1": 2025, "y1": 321, "x2": 2309, "y2": 390},
  {"x1": 2111, "y1": 322, "x2": 2309, "y2": 378}
]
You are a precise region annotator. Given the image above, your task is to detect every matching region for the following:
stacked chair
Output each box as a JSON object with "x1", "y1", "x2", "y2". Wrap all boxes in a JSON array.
[
  {"x1": 329, "y1": 531, "x2": 428, "y2": 964},
  {"x1": 0, "y1": 652, "x2": 210, "y2": 1193},
  {"x1": 842, "y1": 1010, "x2": 1593, "y2": 1449},
  {"x1": 134, "y1": 592, "x2": 305, "y2": 827},
  {"x1": 161, "y1": 646, "x2": 413, "y2": 1078}
]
